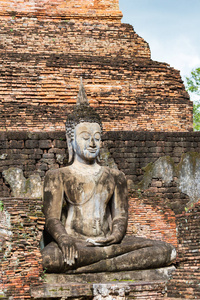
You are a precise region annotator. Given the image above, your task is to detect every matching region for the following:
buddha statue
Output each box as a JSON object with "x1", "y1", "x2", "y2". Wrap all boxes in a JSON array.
[{"x1": 41, "y1": 80, "x2": 176, "y2": 273}]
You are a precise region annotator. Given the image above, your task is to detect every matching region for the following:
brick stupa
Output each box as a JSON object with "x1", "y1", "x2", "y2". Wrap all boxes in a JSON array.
[{"x1": 0, "y1": 0, "x2": 192, "y2": 131}]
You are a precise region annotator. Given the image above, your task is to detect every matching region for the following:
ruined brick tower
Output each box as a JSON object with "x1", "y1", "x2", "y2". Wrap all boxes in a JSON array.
[{"x1": 0, "y1": 0, "x2": 193, "y2": 131}]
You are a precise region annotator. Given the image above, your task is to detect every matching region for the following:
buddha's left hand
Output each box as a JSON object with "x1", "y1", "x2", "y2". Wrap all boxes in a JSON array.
[
  {"x1": 87, "y1": 235, "x2": 119, "y2": 246},
  {"x1": 87, "y1": 218, "x2": 126, "y2": 246}
]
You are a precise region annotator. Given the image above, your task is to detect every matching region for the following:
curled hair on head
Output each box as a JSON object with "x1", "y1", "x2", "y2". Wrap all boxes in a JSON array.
[
  {"x1": 66, "y1": 79, "x2": 102, "y2": 163},
  {"x1": 66, "y1": 104, "x2": 102, "y2": 142}
]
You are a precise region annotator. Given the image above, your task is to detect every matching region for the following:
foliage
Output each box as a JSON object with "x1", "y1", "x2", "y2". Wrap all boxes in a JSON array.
[
  {"x1": 186, "y1": 68, "x2": 200, "y2": 95},
  {"x1": 193, "y1": 103, "x2": 200, "y2": 131},
  {"x1": 0, "y1": 201, "x2": 4, "y2": 212},
  {"x1": 186, "y1": 68, "x2": 200, "y2": 131}
]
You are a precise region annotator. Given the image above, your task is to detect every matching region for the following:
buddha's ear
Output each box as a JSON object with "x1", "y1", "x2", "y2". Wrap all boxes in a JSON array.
[
  {"x1": 96, "y1": 155, "x2": 101, "y2": 164},
  {"x1": 66, "y1": 134, "x2": 74, "y2": 164}
]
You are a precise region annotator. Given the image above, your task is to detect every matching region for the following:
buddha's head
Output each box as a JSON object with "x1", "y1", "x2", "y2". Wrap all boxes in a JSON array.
[{"x1": 66, "y1": 79, "x2": 102, "y2": 163}]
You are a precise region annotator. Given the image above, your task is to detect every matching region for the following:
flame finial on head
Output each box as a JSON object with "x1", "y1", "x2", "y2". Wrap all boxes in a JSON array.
[{"x1": 77, "y1": 77, "x2": 89, "y2": 105}]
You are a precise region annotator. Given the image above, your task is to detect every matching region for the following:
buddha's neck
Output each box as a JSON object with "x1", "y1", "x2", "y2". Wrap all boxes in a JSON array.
[{"x1": 72, "y1": 158, "x2": 101, "y2": 175}]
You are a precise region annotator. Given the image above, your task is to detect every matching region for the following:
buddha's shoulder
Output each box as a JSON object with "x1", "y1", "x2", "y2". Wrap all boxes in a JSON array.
[
  {"x1": 45, "y1": 166, "x2": 127, "y2": 183},
  {"x1": 45, "y1": 166, "x2": 73, "y2": 180},
  {"x1": 102, "y1": 166, "x2": 127, "y2": 182}
]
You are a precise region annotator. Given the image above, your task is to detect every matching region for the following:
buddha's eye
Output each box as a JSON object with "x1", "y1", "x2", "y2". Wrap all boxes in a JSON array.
[
  {"x1": 94, "y1": 133, "x2": 101, "y2": 141},
  {"x1": 81, "y1": 132, "x2": 90, "y2": 140}
]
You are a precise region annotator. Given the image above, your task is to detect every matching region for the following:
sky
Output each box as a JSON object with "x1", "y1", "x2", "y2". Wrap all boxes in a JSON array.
[{"x1": 119, "y1": 0, "x2": 200, "y2": 101}]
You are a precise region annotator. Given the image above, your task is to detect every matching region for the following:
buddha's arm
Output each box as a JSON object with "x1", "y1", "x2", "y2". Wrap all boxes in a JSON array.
[
  {"x1": 110, "y1": 170, "x2": 128, "y2": 242},
  {"x1": 102, "y1": 170, "x2": 128, "y2": 244},
  {"x1": 43, "y1": 170, "x2": 78, "y2": 265}
]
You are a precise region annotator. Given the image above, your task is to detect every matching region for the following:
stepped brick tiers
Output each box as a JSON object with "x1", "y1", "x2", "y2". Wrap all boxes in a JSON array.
[
  {"x1": 0, "y1": 0, "x2": 123, "y2": 21},
  {"x1": 0, "y1": 0, "x2": 192, "y2": 132}
]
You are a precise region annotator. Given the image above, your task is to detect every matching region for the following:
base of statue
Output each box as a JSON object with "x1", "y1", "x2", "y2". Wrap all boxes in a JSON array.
[{"x1": 31, "y1": 266, "x2": 175, "y2": 299}]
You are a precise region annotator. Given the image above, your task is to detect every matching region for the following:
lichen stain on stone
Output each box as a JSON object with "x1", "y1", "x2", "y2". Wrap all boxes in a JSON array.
[
  {"x1": 152, "y1": 156, "x2": 174, "y2": 184},
  {"x1": 0, "y1": 209, "x2": 12, "y2": 259},
  {"x1": 177, "y1": 152, "x2": 200, "y2": 205},
  {"x1": 139, "y1": 156, "x2": 174, "y2": 190},
  {"x1": 99, "y1": 147, "x2": 119, "y2": 170},
  {"x1": 2, "y1": 167, "x2": 43, "y2": 198},
  {"x1": 0, "y1": 153, "x2": 7, "y2": 160},
  {"x1": 138, "y1": 152, "x2": 200, "y2": 206},
  {"x1": 0, "y1": 209, "x2": 12, "y2": 237}
]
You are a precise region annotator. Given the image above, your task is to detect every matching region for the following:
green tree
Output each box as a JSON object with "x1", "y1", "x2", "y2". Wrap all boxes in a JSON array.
[
  {"x1": 193, "y1": 103, "x2": 200, "y2": 131},
  {"x1": 186, "y1": 67, "x2": 200, "y2": 131}
]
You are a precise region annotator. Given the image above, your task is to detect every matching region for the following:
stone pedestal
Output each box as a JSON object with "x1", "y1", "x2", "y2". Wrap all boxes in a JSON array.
[{"x1": 31, "y1": 266, "x2": 175, "y2": 299}]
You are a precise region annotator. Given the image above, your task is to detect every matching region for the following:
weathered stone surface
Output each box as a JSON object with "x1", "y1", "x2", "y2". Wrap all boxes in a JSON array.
[
  {"x1": 177, "y1": 152, "x2": 200, "y2": 204},
  {"x1": 2, "y1": 167, "x2": 26, "y2": 197},
  {"x1": 93, "y1": 283, "x2": 130, "y2": 300},
  {"x1": 0, "y1": 209, "x2": 12, "y2": 240},
  {"x1": 55, "y1": 153, "x2": 65, "y2": 164},
  {"x1": 31, "y1": 283, "x2": 93, "y2": 299},
  {"x1": 39, "y1": 140, "x2": 52, "y2": 149},
  {"x1": 2, "y1": 167, "x2": 43, "y2": 198},
  {"x1": 25, "y1": 140, "x2": 39, "y2": 149},
  {"x1": 45, "y1": 266, "x2": 176, "y2": 284},
  {"x1": 31, "y1": 281, "x2": 168, "y2": 299},
  {"x1": 139, "y1": 156, "x2": 175, "y2": 190},
  {"x1": 137, "y1": 152, "x2": 200, "y2": 209},
  {"x1": 99, "y1": 146, "x2": 119, "y2": 169},
  {"x1": 0, "y1": 153, "x2": 7, "y2": 160}
]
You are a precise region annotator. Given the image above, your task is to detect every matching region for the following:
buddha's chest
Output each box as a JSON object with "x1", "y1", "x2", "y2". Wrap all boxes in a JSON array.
[{"x1": 63, "y1": 172, "x2": 115, "y2": 207}]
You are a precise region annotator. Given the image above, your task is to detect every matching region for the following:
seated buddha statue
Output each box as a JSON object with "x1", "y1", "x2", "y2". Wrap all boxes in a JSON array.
[{"x1": 41, "y1": 81, "x2": 176, "y2": 273}]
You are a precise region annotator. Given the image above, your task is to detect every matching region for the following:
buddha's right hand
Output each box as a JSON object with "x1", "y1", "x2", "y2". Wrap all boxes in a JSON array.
[{"x1": 58, "y1": 236, "x2": 78, "y2": 266}]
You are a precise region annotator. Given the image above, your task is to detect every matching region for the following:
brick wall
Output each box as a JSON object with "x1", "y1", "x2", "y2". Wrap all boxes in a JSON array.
[
  {"x1": 127, "y1": 197, "x2": 177, "y2": 249},
  {"x1": 103, "y1": 131, "x2": 200, "y2": 181},
  {"x1": 166, "y1": 201, "x2": 200, "y2": 299},
  {"x1": 0, "y1": 196, "x2": 177, "y2": 299},
  {"x1": 0, "y1": 131, "x2": 68, "y2": 197},
  {"x1": 0, "y1": 0, "x2": 122, "y2": 21},
  {"x1": 0, "y1": 198, "x2": 44, "y2": 299},
  {"x1": 1, "y1": 131, "x2": 200, "y2": 298},
  {"x1": 1, "y1": 196, "x2": 199, "y2": 299},
  {"x1": 0, "y1": 14, "x2": 192, "y2": 132},
  {"x1": 1, "y1": 196, "x2": 198, "y2": 299},
  {"x1": 104, "y1": 131, "x2": 200, "y2": 214},
  {"x1": 1, "y1": 131, "x2": 199, "y2": 213}
]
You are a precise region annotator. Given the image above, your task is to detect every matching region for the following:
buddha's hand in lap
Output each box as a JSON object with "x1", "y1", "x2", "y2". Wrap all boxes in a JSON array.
[
  {"x1": 58, "y1": 236, "x2": 78, "y2": 266},
  {"x1": 87, "y1": 235, "x2": 120, "y2": 247}
]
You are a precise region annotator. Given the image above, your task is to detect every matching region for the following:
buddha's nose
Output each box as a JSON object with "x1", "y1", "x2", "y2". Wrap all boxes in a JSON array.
[{"x1": 89, "y1": 137, "x2": 96, "y2": 148}]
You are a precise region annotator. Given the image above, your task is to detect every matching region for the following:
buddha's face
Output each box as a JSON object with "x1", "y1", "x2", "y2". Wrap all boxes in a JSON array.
[{"x1": 72, "y1": 122, "x2": 101, "y2": 163}]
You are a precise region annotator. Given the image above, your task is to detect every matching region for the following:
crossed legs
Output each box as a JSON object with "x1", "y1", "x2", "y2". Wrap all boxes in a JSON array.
[{"x1": 41, "y1": 236, "x2": 176, "y2": 273}]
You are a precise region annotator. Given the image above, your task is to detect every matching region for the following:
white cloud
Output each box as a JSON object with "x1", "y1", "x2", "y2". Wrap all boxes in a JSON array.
[{"x1": 149, "y1": 35, "x2": 200, "y2": 84}]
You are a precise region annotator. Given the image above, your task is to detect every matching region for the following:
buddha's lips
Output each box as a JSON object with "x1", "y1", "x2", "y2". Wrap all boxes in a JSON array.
[{"x1": 88, "y1": 148, "x2": 97, "y2": 153}]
